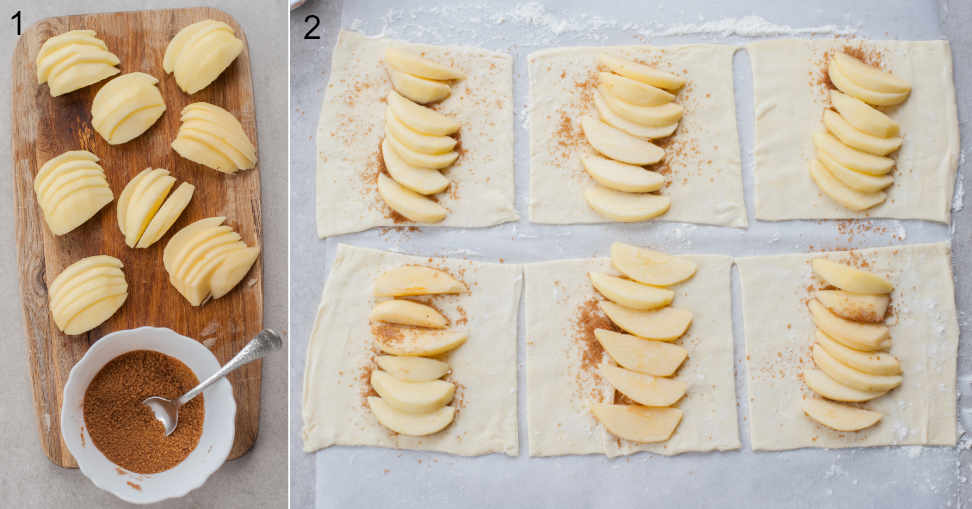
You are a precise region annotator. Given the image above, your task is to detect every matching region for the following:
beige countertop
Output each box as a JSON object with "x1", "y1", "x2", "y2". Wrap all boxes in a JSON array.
[{"x1": 0, "y1": 1, "x2": 288, "y2": 507}]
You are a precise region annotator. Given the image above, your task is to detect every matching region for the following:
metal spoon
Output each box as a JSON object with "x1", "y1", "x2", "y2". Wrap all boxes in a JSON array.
[{"x1": 144, "y1": 329, "x2": 283, "y2": 436}]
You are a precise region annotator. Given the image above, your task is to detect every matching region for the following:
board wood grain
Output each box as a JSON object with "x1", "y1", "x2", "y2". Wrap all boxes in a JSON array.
[{"x1": 11, "y1": 7, "x2": 264, "y2": 468}]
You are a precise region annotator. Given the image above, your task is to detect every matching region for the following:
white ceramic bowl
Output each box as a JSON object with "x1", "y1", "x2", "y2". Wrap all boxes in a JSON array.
[{"x1": 61, "y1": 326, "x2": 236, "y2": 505}]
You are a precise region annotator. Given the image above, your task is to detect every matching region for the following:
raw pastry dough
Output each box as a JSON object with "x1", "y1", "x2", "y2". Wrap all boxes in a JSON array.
[
  {"x1": 524, "y1": 255, "x2": 739, "y2": 456},
  {"x1": 315, "y1": 31, "x2": 516, "y2": 237},
  {"x1": 737, "y1": 242, "x2": 958, "y2": 450},
  {"x1": 527, "y1": 45, "x2": 745, "y2": 227},
  {"x1": 302, "y1": 245, "x2": 520, "y2": 456},
  {"x1": 748, "y1": 39, "x2": 959, "y2": 222}
]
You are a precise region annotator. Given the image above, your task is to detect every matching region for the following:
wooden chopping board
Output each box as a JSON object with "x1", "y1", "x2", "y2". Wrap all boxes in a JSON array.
[{"x1": 11, "y1": 7, "x2": 264, "y2": 468}]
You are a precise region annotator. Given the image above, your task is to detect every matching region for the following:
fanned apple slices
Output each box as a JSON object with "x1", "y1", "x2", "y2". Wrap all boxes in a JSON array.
[
  {"x1": 580, "y1": 53, "x2": 685, "y2": 222},
  {"x1": 163, "y1": 19, "x2": 244, "y2": 95},
  {"x1": 49, "y1": 255, "x2": 128, "y2": 335},
  {"x1": 163, "y1": 217, "x2": 260, "y2": 306},
  {"x1": 33, "y1": 150, "x2": 114, "y2": 236},
  {"x1": 172, "y1": 102, "x2": 257, "y2": 174},
  {"x1": 589, "y1": 244, "x2": 696, "y2": 444},
  {"x1": 117, "y1": 168, "x2": 195, "y2": 248},
  {"x1": 800, "y1": 257, "x2": 901, "y2": 432},
  {"x1": 368, "y1": 265, "x2": 469, "y2": 436},
  {"x1": 91, "y1": 72, "x2": 166, "y2": 145},
  {"x1": 809, "y1": 53, "x2": 911, "y2": 211},
  {"x1": 36, "y1": 29, "x2": 120, "y2": 97}
]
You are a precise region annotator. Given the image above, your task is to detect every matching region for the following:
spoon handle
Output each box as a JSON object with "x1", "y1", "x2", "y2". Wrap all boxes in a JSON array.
[{"x1": 177, "y1": 329, "x2": 284, "y2": 407}]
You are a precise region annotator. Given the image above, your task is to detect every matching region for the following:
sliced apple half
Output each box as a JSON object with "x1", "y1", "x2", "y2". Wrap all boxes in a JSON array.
[
  {"x1": 381, "y1": 138, "x2": 450, "y2": 195},
  {"x1": 584, "y1": 186, "x2": 671, "y2": 222},
  {"x1": 63, "y1": 292, "x2": 129, "y2": 336},
  {"x1": 817, "y1": 151, "x2": 894, "y2": 193},
  {"x1": 588, "y1": 272, "x2": 674, "y2": 310},
  {"x1": 581, "y1": 116, "x2": 664, "y2": 166},
  {"x1": 91, "y1": 72, "x2": 166, "y2": 145},
  {"x1": 123, "y1": 169, "x2": 176, "y2": 247},
  {"x1": 385, "y1": 108, "x2": 456, "y2": 154},
  {"x1": 385, "y1": 133, "x2": 458, "y2": 170},
  {"x1": 830, "y1": 91, "x2": 899, "y2": 138},
  {"x1": 384, "y1": 47, "x2": 464, "y2": 81},
  {"x1": 49, "y1": 255, "x2": 123, "y2": 296},
  {"x1": 610, "y1": 242, "x2": 697, "y2": 286},
  {"x1": 593, "y1": 89, "x2": 678, "y2": 140},
  {"x1": 377, "y1": 173, "x2": 448, "y2": 223},
  {"x1": 591, "y1": 403, "x2": 682, "y2": 443},
  {"x1": 388, "y1": 69, "x2": 451, "y2": 104},
  {"x1": 387, "y1": 90, "x2": 459, "y2": 135},
  {"x1": 137, "y1": 182, "x2": 195, "y2": 248},
  {"x1": 376, "y1": 355, "x2": 450, "y2": 382},
  {"x1": 815, "y1": 290, "x2": 889, "y2": 323},
  {"x1": 374, "y1": 327, "x2": 468, "y2": 356},
  {"x1": 36, "y1": 30, "x2": 120, "y2": 96},
  {"x1": 812, "y1": 344, "x2": 902, "y2": 393},
  {"x1": 815, "y1": 330, "x2": 900, "y2": 375},
  {"x1": 813, "y1": 131, "x2": 894, "y2": 176},
  {"x1": 368, "y1": 396, "x2": 455, "y2": 436},
  {"x1": 163, "y1": 20, "x2": 243, "y2": 94},
  {"x1": 594, "y1": 329, "x2": 687, "y2": 376},
  {"x1": 599, "y1": 87, "x2": 684, "y2": 127},
  {"x1": 822, "y1": 110, "x2": 901, "y2": 156},
  {"x1": 811, "y1": 258, "x2": 893, "y2": 294},
  {"x1": 374, "y1": 266, "x2": 467, "y2": 297},
  {"x1": 582, "y1": 155, "x2": 664, "y2": 193},
  {"x1": 598, "y1": 72, "x2": 675, "y2": 106},
  {"x1": 163, "y1": 216, "x2": 225, "y2": 270},
  {"x1": 809, "y1": 159, "x2": 886, "y2": 211},
  {"x1": 808, "y1": 300, "x2": 889, "y2": 351},
  {"x1": 52, "y1": 280, "x2": 128, "y2": 330},
  {"x1": 597, "y1": 54, "x2": 686, "y2": 91},
  {"x1": 209, "y1": 246, "x2": 260, "y2": 300},
  {"x1": 828, "y1": 58, "x2": 909, "y2": 106},
  {"x1": 803, "y1": 369, "x2": 888, "y2": 403},
  {"x1": 371, "y1": 299, "x2": 448, "y2": 329},
  {"x1": 802, "y1": 398, "x2": 882, "y2": 432},
  {"x1": 831, "y1": 53, "x2": 911, "y2": 94},
  {"x1": 601, "y1": 364, "x2": 687, "y2": 407},
  {"x1": 370, "y1": 370, "x2": 455, "y2": 414},
  {"x1": 599, "y1": 301, "x2": 691, "y2": 341}
]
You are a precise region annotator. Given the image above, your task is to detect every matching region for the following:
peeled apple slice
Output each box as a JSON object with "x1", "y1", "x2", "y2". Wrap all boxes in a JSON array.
[
  {"x1": 582, "y1": 155, "x2": 664, "y2": 193},
  {"x1": 588, "y1": 272, "x2": 674, "y2": 310},
  {"x1": 811, "y1": 258, "x2": 893, "y2": 294},
  {"x1": 387, "y1": 90, "x2": 460, "y2": 135},
  {"x1": 163, "y1": 217, "x2": 259, "y2": 306},
  {"x1": 374, "y1": 266, "x2": 467, "y2": 297},
  {"x1": 49, "y1": 255, "x2": 127, "y2": 335},
  {"x1": 370, "y1": 370, "x2": 455, "y2": 414},
  {"x1": 815, "y1": 290, "x2": 889, "y2": 323},
  {"x1": 388, "y1": 69, "x2": 451, "y2": 104},
  {"x1": 33, "y1": 150, "x2": 113, "y2": 235},
  {"x1": 594, "y1": 329, "x2": 687, "y2": 376},
  {"x1": 598, "y1": 72, "x2": 674, "y2": 106},
  {"x1": 581, "y1": 116, "x2": 664, "y2": 166},
  {"x1": 817, "y1": 151, "x2": 894, "y2": 193},
  {"x1": 809, "y1": 300, "x2": 889, "y2": 351},
  {"x1": 371, "y1": 299, "x2": 448, "y2": 329},
  {"x1": 809, "y1": 159, "x2": 886, "y2": 211},
  {"x1": 63, "y1": 293, "x2": 129, "y2": 336},
  {"x1": 91, "y1": 73, "x2": 166, "y2": 145},
  {"x1": 803, "y1": 369, "x2": 888, "y2": 402},
  {"x1": 815, "y1": 330, "x2": 901, "y2": 375},
  {"x1": 831, "y1": 53, "x2": 911, "y2": 94},
  {"x1": 122, "y1": 169, "x2": 176, "y2": 247},
  {"x1": 822, "y1": 110, "x2": 901, "y2": 156},
  {"x1": 591, "y1": 403, "x2": 682, "y2": 443},
  {"x1": 52, "y1": 279, "x2": 127, "y2": 328},
  {"x1": 802, "y1": 398, "x2": 882, "y2": 431},
  {"x1": 385, "y1": 108, "x2": 456, "y2": 154},
  {"x1": 830, "y1": 91, "x2": 899, "y2": 138},
  {"x1": 812, "y1": 344, "x2": 902, "y2": 393},
  {"x1": 601, "y1": 365, "x2": 687, "y2": 407},
  {"x1": 384, "y1": 47, "x2": 464, "y2": 81},
  {"x1": 610, "y1": 242, "x2": 697, "y2": 286},
  {"x1": 368, "y1": 396, "x2": 455, "y2": 436},
  {"x1": 376, "y1": 355, "x2": 450, "y2": 382},
  {"x1": 36, "y1": 30, "x2": 120, "y2": 96},
  {"x1": 209, "y1": 246, "x2": 260, "y2": 300},
  {"x1": 584, "y1": 186, "x2": 671, "y2": 222},
  {"x1": 377, "y1": 173, "x2": 448, "y2": 223},
  {"x1": 374, "y1": 327, "x2": 467, "y2": 356},
  {"x1": 172, "y1": 102, "x2": 257, "y2": 174},
  {"x1": 828, "y1": 58, "x2": 909, "y2": 106},
  {"x1": 385, "y1": 133, "x2": 458, "y2": 170},
  {"x1": 813, "y1": 131, "x2": 894, "y2": 176},
  {"x1": 163, "y1": 19, "x2": 244, "y2": 94},
  {"x1": 597, "y1": 54, "x2": 685, "y2": 91},
  {"x1": 163, "y1": 216, "x2": 225, "y2": 270},
  {"x1": 593, "y1": 89, "x2": 679, "y2": 140},
  {"x1": 381, "y1": 138, "x2": 450, "y2": 195},
  {"x1": 599, "y1": 301, "x2": 692, "y2": 341},
  {"x1": 137, "y1": 182, "x2": 195, "y2": 248},
  {"x1": 599, "y1": 87, "x2": 684, "y2": 127}
]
